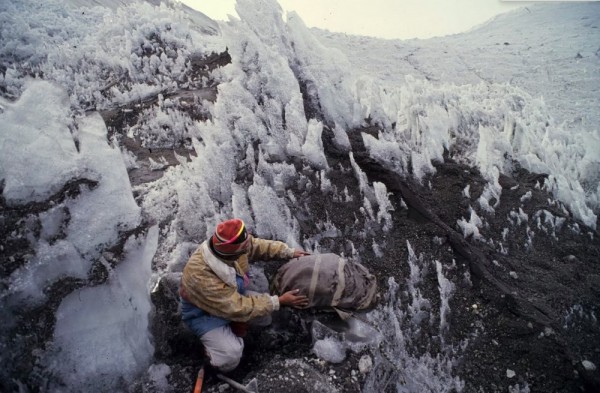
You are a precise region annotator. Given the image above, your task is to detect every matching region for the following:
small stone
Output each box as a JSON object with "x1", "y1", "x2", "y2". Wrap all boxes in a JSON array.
[
  {"x1": 527, "y1": 322, "x2": 533, "y2": 329},
  {"x1": 351, "y1": 370, "x2": 356, "y2": 377},
  {"x1": 582, "y1": 360, "x2": 597, "y2": 371},
  {"x1": 506, "y1": 369, "x2": 516, "y2": 378},
  {"x1": 509, "y1": 271, "x2": 518, "y2": 279},
  {"x1": 299, "y1": 371, "x2": 304, "y2": 377},
  {"x1": 564, "y1": 255, "x2": 579, "y2": 263},
  {"x1": 471, "y1": 304, "x2": 478, "y2": 310},
  {"x1": 329, "y1": 369, "x2": 335, "y2": 375},
  {"x1": 492, "y1": 340, "x2": 499, "y2": 346},
  {"x1": 217, "y1": 383, "x2": 229, "y2": 393}
]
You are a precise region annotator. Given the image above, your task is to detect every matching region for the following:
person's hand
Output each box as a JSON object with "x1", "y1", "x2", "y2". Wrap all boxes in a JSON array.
[
  {"x1": 279, "y1": 289, "x2": 309, "y2": 309},
  {"x1": 292, "y1": 249, "x2": 310, "y2": 258}
]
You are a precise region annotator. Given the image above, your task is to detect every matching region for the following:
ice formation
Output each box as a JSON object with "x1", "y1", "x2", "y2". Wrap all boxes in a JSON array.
[
  {"x1": 302, "y1": 119, "x2": 329, "y2": 169},
  {"x1": 457, "y1": 207, "x2": 484, "y2": 240},
  {"x1": 436, "y1": 261, "x2": 455, "y2": 338},
  {"x1": 0, "y1": 81, "x2": 80, "y2": 203},
  {"x1": 311, "y1": 318, "x2": 382, "y2": 364},
  {"x1": 2, "y1": 81, "x2": 141, "y2": 307},
  {"x1": 373, "y1": 182, "x2": 394, "y2": 231}
]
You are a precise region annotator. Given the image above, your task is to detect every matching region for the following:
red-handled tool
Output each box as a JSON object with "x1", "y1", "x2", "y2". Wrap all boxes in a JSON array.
[{"x1": 193, "y1": 367, "x2": 205, "y2": 393}]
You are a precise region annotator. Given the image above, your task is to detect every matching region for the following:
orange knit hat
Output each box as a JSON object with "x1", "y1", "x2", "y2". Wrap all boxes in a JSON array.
[{"x1": 211, "y1": 218, "x2": 250, "y2": 257}]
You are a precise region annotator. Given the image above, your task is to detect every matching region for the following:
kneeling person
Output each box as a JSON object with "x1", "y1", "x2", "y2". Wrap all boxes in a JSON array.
[{"x1": 179, "y1": 218, "x2": 309, "y2": 372}]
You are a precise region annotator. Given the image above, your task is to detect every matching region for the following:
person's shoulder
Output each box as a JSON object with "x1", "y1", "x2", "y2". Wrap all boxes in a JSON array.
[
  {"x1": 251, "y1": 236, "x2": 280, "y2": 243},
  {"x1": 186, "y1": 243, "x2": 211, "y2": 268},
  {"x1": 184, "y1": 254, "x2": 218, "y2": 283}
]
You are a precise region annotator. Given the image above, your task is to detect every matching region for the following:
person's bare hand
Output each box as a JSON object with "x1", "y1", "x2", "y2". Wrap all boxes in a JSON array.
[
  {"x1": 279, "y1": 289, "x2": 309, "y2": 309},
  {"x1": 292, "y1": 249, "x2": 310, "y2": 258}
]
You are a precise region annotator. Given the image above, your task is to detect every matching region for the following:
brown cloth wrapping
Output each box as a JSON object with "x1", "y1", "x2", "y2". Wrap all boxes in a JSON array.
[{"x1": 273, "y1": 253, "x2": 377, "y2": 318}]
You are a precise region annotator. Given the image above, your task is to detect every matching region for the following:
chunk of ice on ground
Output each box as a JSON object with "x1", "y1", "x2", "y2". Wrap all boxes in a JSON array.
[
  {"x1": 313, "y1": 337, "x2": 346, "y2": 363},
  {"x1": 148, "y1": 363, "x2": 172, "y2": 392},
  {"x1": 582, "y1": 360, "x2": 597, "y2": 371},
  {"x1": 358, "y1": 355, "x2": 373, "y2": 374},
  {"x1": 42, "y1": 226, "x2": 158, "y2": 391}
]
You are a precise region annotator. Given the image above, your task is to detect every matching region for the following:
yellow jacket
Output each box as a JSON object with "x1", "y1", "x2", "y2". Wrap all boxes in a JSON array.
[{"x1": 181, "y1": 235, "x2": 294, "y2": 322}]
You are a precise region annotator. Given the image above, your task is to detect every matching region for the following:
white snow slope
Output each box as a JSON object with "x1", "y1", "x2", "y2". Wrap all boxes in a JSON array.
[{"x1": 0, "y1": 0, "x2": 598, "y2": 391}]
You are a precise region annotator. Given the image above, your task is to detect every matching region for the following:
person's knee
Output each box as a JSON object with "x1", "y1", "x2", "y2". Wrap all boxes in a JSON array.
[
  {"x1": 201, "y1": 327, "x2": 244, "y2": 372},
  {"x1": 212, "y1": 339, "x2": 243, "y2": 372}
]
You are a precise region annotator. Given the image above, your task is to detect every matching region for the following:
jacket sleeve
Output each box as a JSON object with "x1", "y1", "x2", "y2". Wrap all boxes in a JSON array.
[
  {"x1": 182, "y1": 258, "x2": 277, "y2": 322},
  {"x1": 248, "y1": 236, "x2": 294, "y2": 262}
]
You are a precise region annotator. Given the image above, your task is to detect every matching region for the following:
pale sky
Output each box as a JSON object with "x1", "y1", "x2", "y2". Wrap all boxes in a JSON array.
[{"x1": 180, "y1": 0, "x2": 533, "y2": 40}]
